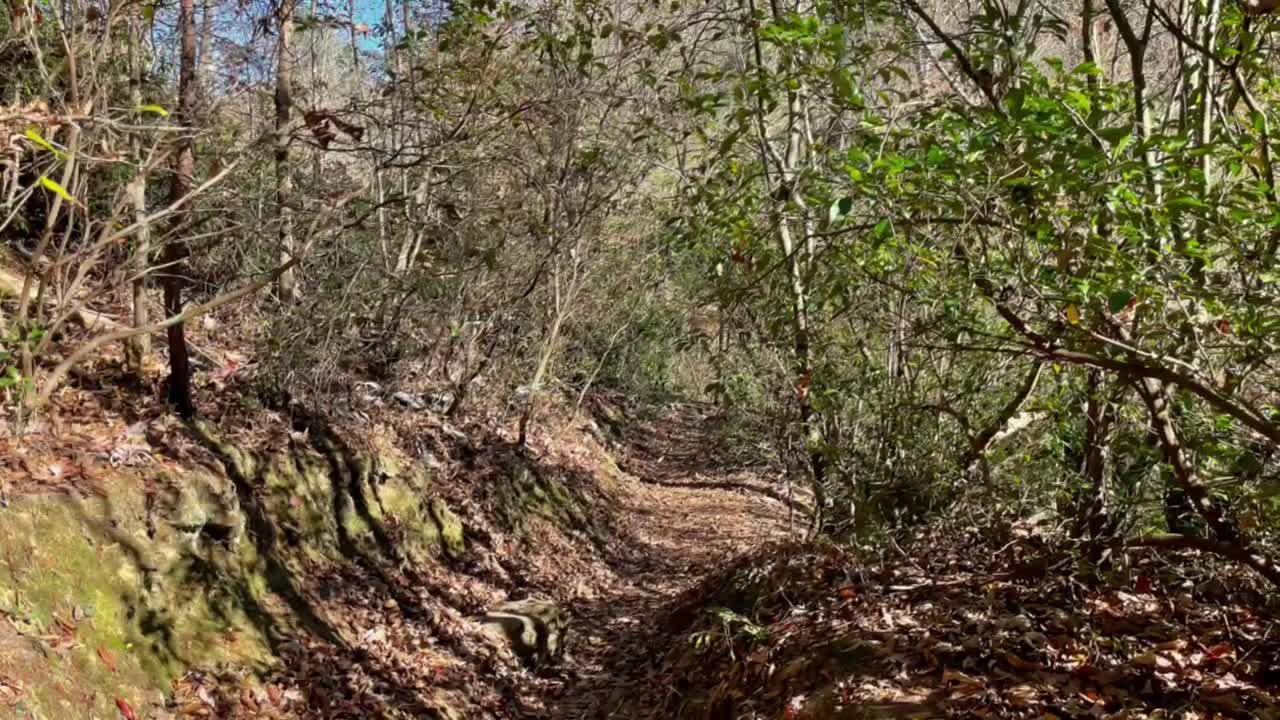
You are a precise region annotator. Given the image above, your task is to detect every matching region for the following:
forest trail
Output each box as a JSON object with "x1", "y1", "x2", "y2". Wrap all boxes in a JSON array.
[{"x1": 524, "y1": 404, "x2": 809, "y2": 718}]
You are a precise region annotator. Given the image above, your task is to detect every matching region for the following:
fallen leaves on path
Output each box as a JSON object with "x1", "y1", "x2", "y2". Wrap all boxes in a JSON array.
[{"x1": 639, "y1": 524, "x2": 1280, "y2": 720}]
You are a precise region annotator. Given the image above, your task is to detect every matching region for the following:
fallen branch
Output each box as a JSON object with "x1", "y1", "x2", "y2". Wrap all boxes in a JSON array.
[
  {"x1": 1125, "y1": 531, "x2": 1280, "y2": 587},
  {"x1": 0, "y1": 262, "x2": 125, "y2": 332}
]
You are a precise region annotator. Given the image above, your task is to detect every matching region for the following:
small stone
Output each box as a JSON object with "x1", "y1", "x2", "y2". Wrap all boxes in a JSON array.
[
  {"x1": 393, "y1": 392, "x2": 426, "y2": 410},
  {"x1": 425, "y1": 392, "x2": 455, "y2": 413},
  {"x1": 997, "y1": 614, "x2": 1033, "y2": 631}
]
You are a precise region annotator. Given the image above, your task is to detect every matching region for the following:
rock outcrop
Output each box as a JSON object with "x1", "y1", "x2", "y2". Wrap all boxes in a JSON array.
[{"x1": 477, "y1": 598, "x2": 569, "y2": 667}]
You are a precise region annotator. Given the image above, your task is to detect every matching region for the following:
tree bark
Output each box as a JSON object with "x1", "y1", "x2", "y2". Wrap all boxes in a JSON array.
[
  {"x1": 163, "y1": 0, "x2": 198, "y2": 418},
  {"x1": 125, "y1": 18, "x2": 150, "y2": 382},
  {"x1": 962, "y1": 361, "x2": 1042, "y2": 485},
  {"x1": 745, "y1": 0, "x2": 829, "y2": 528},
  {"x1": 275, "y1": 0, "x2": 298, "y2": 301},
  {"x1": 1134, "y1": 378, "x2": 1280, "y2": 586},
  {"x1": 198, "y1": 0, "x2": 215, "y2": 96},
  {"x1": 1102, "y1": 0, "x2": 1162, "y2": 202},
  {"x1": 1074, "y1": 369, "x2": 1117, "y2": 539}
]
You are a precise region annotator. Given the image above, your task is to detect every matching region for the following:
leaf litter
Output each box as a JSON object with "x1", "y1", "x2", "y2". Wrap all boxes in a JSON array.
[{"x1": 4, "y1": 374, "x2": 1279, "y2": 719}]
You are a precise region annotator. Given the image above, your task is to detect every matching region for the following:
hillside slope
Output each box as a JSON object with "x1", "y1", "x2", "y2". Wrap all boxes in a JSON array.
[{"x1": 0, "y1": 389, "x2": 804, "y2": 719}]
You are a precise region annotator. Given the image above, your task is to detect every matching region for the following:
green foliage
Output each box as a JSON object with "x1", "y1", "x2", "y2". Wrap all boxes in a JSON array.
[
  {"x1": 6, "y1": 0, "x2": 1280, "y2": 582},
  {"x1": 0, "y1": 327, "x2": 41, "y2": 394},
  {"x1": 648, "y1": 0, "x2": 1280, "y2": 571},
  {"x1": 689, "y1": 606, "x2": 770, "y2": 661}
]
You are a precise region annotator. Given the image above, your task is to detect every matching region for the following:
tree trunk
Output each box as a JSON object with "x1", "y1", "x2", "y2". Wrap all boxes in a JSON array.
[
  {"x1": 1101, "y1": 0, "x2": 1161, "y2": 204},
  {"x1": 198, "y1": 0, "x2": 215, "y2": 95},
  {"x1": 1141, "y1": 381, "x2": 1249, "y2": 543},
  {"x1": 962, "y1": 361, "x2": 1043, "y2": 485},
  {"x1": 1134, "y1": 378, "x2": 1280, "y2": 587},
  {"x1": 1074, "y1": 369, "x2": 1117, "y2": 539},
  {"x1": 275, "y1": 0, "x2": 298, "y2": 301},
  {"x1": 1191, "y1": 0, "x2": 1220, "y2": 278},
  {"x1": 744, "y1": 0, "x2": 828, "y2": 529},
  {"x1": 164, "y1": 0, "x2": 198, "y2": 418},
  {"x1": 518, "y1": 260, "x2": 570, "y2": 447},
  {"x1": 307, "y1": 0, "x2": 323, "y2": 189},
  {"x1": 125, "y1": 19, "x2": 150, "y2": 382}
]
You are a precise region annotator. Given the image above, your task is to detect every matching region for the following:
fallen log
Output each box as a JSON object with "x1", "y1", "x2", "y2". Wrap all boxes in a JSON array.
[{"x1": 0, "y1": 261, "x2": 125, "y2": 333}]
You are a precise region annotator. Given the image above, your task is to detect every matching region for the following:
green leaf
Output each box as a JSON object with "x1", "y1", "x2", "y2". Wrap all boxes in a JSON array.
[
  {"x1": 1107, "y1": 289, "x2": 1134, "y2": 314},
  {"x1": 136, "y1": 104, "x2": 170, "y2": 117},
  {"x1": 831, "y1": 68, "x2": 854, "y2": 103},
  {"x1": 873, "y1": 219, "x2": 892, "y2": 240},
  {"x1": 39, "y1": 175, "x2": 77, "y2": 205},
  {"x1": 24, "y1": 129, "x2": 65, "y2": 159},
  {"x1": 0, "y1": 366, "x2": 20, "y2": 389},
  {"x1": 828, "y1": 197, "x2": 853, "y2": 224},
  {"x1": 1097, "y1": 127, "x2": 1130, "y2": 146},
  {"x1": 1167, "y1": 196, "x2": 1209, "y2": 212},
  {"x1": 1073, "y1": 61, "x2": 1102, "y2": 77},
  {"x1": 717, "y1": 128, "x2": 743, "y2": 159},
  {"x1": 1005, "y1": 87, "x2": 1026, "y2": 116},
  {"x1": 1063, "y1": 90, "x2": 1091, "y2": 115}
]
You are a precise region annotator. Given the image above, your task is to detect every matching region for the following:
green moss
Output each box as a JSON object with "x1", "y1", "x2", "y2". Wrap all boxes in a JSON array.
[
  {"x1": 0, "y1": 482, "x2": 271, "y2": 719},
  {"x1": 0, "y1": 426, "x2": 463, "y2": 719},
  {"x1": 494, "y1": 461, "x2": 602, "y2": 536},
  {"x1": 429, "y1": 497, "x2": 466, "y2": 560}
]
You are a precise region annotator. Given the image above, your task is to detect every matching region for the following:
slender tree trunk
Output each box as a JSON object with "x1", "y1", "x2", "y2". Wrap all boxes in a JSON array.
[
  {"x1": 1134, "y1": 378, "x2": 1280, "y2": 587},
  {"x1": 1102, "y1": 0, "x2": 1161, "y2": 203},
  {"x1": 742, "y1": 0, "x2": 829, "y2": 528},
  {"x1": 1191, "y1": 0, "x2": 1220, "y2": 277},
  {"x1": 777, "y1": 139, "x2": 827, "y2": 528},
  {"x1": 517, "y1": 239, "x2": 575, "y2": 447},
  {"x1": 517, "y1": 309, "x2": 564, "y2": 447},
  {"x1": 348, "y1": 0, "x2": 361, "y2": 72},
  {"x1": 198, "y1": 0, "x2": 215, "y2": 94},
  {"x1": 962, "y1": 361, "x2": 1043, "y2": 485},
  {"x1": 125, "y1": 19, "x2": 150, "y2": 382},
  {"x1": 307, "y1": 0, "x2": 323, "y2": 188},
  {"x1": 164, "y1": 0, "x2": 198, "y2": 418},
  {"x1": 275, "y1": 0, "x2": 297, "y2": 301},
  {"x1": 1197, "y1": 0, "x2": 1219, "y2": 188},
  {"x1": 376, "y1": 0, "x2": 398, "y2": 269},
  {"x1": 1075, "y1": 369, "x2": 1117, "y2": 539}
]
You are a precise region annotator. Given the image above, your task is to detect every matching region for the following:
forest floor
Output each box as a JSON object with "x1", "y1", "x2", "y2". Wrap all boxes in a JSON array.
[
  {"x1": 0, "y1": 375, "x2": 810, "y2": 719},
  {"x1": 5, "y1": 374, "x2": 1280, "y2": 720},
  {"x1": 519, "y1": 403, "x2": 810, "y2": 718}
]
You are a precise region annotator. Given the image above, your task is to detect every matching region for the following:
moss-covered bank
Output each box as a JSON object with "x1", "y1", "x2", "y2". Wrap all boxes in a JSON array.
[{"x1": 0, "y1": 422, "x2": 466, "y2": 719}]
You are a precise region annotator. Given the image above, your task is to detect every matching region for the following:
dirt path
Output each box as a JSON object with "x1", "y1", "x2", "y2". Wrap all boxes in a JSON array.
[{"x1": 524, "y1": 403, "x2": 810, "y2": 719}]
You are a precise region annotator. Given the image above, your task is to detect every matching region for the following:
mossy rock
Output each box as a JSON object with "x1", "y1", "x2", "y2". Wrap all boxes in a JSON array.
[
  {"x1": 166, "y1": 477, "x2": 245, "y2": 548},
  {"x1": 494, "y1": 460, "x2": 597, "y2": 535},
  {"x1": 260, "y1": 452, "x2": 344, "y2": 557},
  {"x1": 429, "y1": 497, "x2": 466, "y2": 560},
  {"x1": 0, "y1": 424, "x2": 460, "y2": 719},
  {"x1": 0, "y1": 479, "x2": 274, "y2": 720},
  {"x1": 477, "y1": 598, "x2": 568, "y2": 666}
]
